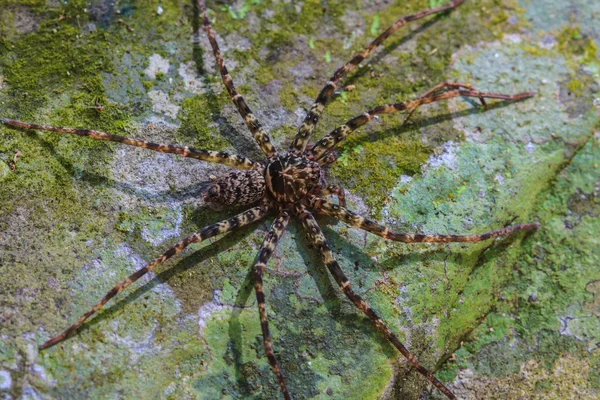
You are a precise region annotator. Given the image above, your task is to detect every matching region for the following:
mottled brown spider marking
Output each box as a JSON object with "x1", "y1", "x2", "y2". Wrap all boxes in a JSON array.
[
  {"x1": 265, "y1": 153, "x2": 321, "y2": 203},
  {"x1": 309, "y1": 196, "x2": 541, "y2": 243},
  {"x1": 204, "y1": 169, "x2": 266, "y2": 210},
  {"x1": 309, "y1": 184, "x2": 347, "y2": 208},
  {"x1": 1, "y1": 119, "x2": 262, "y2": 170}
]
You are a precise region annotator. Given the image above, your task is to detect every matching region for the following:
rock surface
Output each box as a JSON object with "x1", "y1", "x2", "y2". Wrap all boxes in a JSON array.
[{"x1": 0, "y1": 0, "x2": 598, "y2": 399}]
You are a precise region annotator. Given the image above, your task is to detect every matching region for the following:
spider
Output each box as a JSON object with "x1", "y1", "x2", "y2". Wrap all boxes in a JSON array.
[{"x1": 1, "y1": 0, "x2": 540, "y2": 399}]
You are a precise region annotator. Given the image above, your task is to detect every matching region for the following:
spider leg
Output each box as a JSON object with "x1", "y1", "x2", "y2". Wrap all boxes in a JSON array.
[
  {"x1": 296, "y1": 206, "x2": 456, "y2": 400},
  {"x1": 305, "y1": 143, "x2": 338, "y2": 166},
  {"x1": 291, "y1": 0, "x2": 467, "y2": 153},
  {"x1": 307, "y1": 86, "x2": 534, "y2": 162},
  {"x1": 309, "y1": 184, "x2": 346, "y2": 208},
  {"x1": 39, "y1": 204, "x2": 269, "y2": 350},
  {"x1": 402, "y1": 82, "x2": 493, "y2": 124},
  {"x1": 253, "y1": 212, "x2": 291, "y2": 399},
  {"x1": 2, "y1": 119, "x2": 261, "y2": 170},
  {"x1": 309, "y1": 196, "x2": 540, "y2": 243},
  {"x1": 197, "y1": 0, "x2": 277, "y2": 159}
]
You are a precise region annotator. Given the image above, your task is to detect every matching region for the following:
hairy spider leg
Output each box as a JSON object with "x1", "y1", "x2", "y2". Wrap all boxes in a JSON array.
[
  {"x1": 39, "y1": 204, "x2": 269, "y2": 350},
  {"x1": 291, "y1": 0, "x2": 467, "y2": 153},
  {"x1": 309, "y1": 184, "x2": 347, "y2": 208},
  {"x1": 296, "y1": 206, "x2": 457, "y2": 400},
  {"x1": 198, "y1": 0, "x2": 278, "y2": 159},
  {"x1": 309, "y1": 196, "x2": 540, "y2": 243},
  {"x1": 401, "y1": 82, "x2": 491, "y2": 124},
  {"x1": 253, "y1": 212, "x2": 291, "y2": 400},
  {"x1": 307, "y1": 86, "x2": 535, "y2": 162},
  {"x1": 1, "y1": 119, "x2": 261, "y2": 170}
]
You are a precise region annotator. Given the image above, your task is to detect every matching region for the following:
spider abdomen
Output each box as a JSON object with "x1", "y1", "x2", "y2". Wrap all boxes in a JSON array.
[
  {"x1": 204, "y1": 170, "x2": 265, "y2": 209},
  {"x1": 265, "y1": 153, "x2": 321, "y2": 203}
]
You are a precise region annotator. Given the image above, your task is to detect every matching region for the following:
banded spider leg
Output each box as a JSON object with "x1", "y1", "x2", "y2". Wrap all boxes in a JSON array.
[
  {"x1": 291, "y1": 0, "x2": 468, "y2": 153},
  {"x1": 37, "y1": 204, "x2": 269, "y2": 350},
  {"x1": 307, "y1": 86, "x2": 534, "y2": 163}
]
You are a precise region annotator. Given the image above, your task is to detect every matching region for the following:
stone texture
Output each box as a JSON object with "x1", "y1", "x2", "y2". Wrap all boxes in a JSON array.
[{"x1": 0, "y1": 0, "x2": 598, "y2": 399}]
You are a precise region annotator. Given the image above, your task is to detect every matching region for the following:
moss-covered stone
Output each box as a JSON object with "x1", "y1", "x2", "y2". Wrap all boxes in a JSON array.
[{"x1": 0, "y1": 0, "x2": 598, "y2": 399}]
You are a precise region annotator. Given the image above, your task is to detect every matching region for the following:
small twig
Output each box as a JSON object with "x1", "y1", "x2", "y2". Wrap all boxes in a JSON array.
[
  {"x1": 9, "y1": 150, "x2": 22, "y2": 171},
  {"x1": 117, "y1": 19, "x2": 134, "y2": 32}
]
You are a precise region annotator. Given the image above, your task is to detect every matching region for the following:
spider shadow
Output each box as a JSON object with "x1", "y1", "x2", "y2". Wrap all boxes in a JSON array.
[
  {"x1": 223, "y1": 214, "x2": 471, "y2": 396},
  {"x1": 288, "y1": 216, "x2": 533, "y2": 375},
  {"x1": 296, "y1": 221, "x2": 400, "y2": 352},
  {"x1": 18, "y1": 128, "x2": 220, "y2": 205},
  {"x1": 343, "y1": 14, "x2": 444, "y2": 89},
  {"x1": 224, "y1": 218, "x2": 399, "y2": 398},
  {"x1": 71, "y1": 218, "x2": 262, "y2": 339},
  {"x1": 226, "y1": 256, "x2": 258, "y2": 396},
  {"x1": 331, "y1": 97, "x2": 529, "y2": 150}
]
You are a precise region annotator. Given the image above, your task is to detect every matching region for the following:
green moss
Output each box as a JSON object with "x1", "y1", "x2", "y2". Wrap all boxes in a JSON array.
[
  {"x1": 556, "y1": 26, "x2": 599, "y2": 65},
  {"x1": 0, "y1": 2, "x2": 112, "y2": 118},
  {"x1": 270, "y1": 123, "x2": 297, "y2": 140},
  {"x1": 213, "y1": 0, "x2": 348, "y2": 36},
  {"x1": 330, "y1": 133, "x2": 432, "y2": 215},
  {"x1": 279, "y1": 81, "x2": 301, "y2": 111},
  {"x1": 176, "y1": 93, "x2": 230, "y2": 150},
  {"x1": 0, "y1": 0, "x2": 46, "y2": 14},
  {"x1": 0, "y1": 7, "x2": 15, "y2": 40}
]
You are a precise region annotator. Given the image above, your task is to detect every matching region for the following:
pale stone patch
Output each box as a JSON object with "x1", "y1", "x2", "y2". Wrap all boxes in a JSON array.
[
  {"x1": 426, "y1": 141, "x2": 457, "y2": 170},
  {"x1": 144, "y1": 54, "x2": 170, "y2": 79},
  {"x1": 0, "y1": 370, "x2": 11, "y2": 390},
  {"x1": 525, "y1": 141, "x2": 536, "y2": 154},
  {"x1": 148, "y1": 90, "x2": 180, "y2": 118},
  {"x1": 504, "y1": 34, "x2": 522, "y2": 44},
  {"x1": 141, "y1": 203, "x2": 183, "y2": 246},
  {"x1": 198, "y1": 290, "x2": 230, "y2": 338},
  {"x1": 400, "y1": 175, "x2": 413, "y2": 184},
  {"x1": 178, "y1": 61, "x2": 205, "y2": 94}
]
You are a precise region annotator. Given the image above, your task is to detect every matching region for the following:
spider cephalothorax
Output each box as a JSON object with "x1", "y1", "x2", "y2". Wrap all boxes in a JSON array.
[
  {"x1": 2, "y1": 1, "x2": 540, "y2": 399},
  {"x1": 265, "y1": 153, "x2": 321, "y2": 204},
  {"x1": 205, "y1": 153, "x2": 322, "y2": 209}
]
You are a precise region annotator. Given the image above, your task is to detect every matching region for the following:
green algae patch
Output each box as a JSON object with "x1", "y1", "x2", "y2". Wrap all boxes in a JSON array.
[
  {"x1": 434, "y1": 103, "x2": 600, "y2": 395},
  {"x1": 450, "y1": 352, "x2": 596, "y2": 399},
  {"x1": 330, "y1": 134, "x2": 432, "y2": 215},
  {"x1": 176, "y1": 93, "x2": 230, "y2": 150},
  {"x1": 0, "y1": 10, "x2": 113, "y2": 118},
  {"x1": 1, "y1": 1, "x2": 599, "y2": 399},
  {"x1": 375, "y1": 27, "x2": 598, "y2": 392},
  {"x1": 556, "y1": 26, "x2": 599, "y2": 66}
]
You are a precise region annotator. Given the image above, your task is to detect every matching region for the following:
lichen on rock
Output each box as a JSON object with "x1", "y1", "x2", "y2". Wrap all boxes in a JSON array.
[{"x1": 0, "y1": 0, "x2": 598, "y2": 399}]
